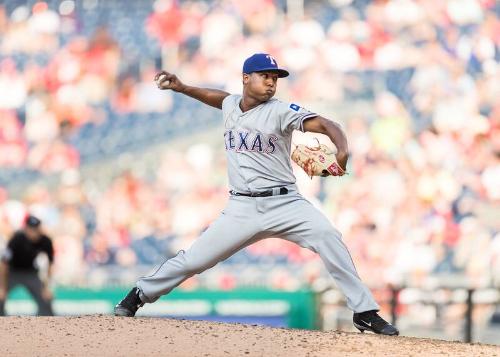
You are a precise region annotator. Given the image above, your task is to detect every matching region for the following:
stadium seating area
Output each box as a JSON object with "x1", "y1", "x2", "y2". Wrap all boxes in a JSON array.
[{"x1": 0, "y1": 0, "x2": 499, "y2": 293}]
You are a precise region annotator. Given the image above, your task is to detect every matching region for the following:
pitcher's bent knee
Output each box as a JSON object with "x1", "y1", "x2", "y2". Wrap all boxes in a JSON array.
[{"x1": 314, "y1": 224, "x2": 342, "y2": 241}]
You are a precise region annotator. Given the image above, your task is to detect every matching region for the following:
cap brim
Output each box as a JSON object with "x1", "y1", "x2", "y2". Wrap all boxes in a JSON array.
[{"x1": 254, "y1": 68, "x2": 289, "y2": 78}]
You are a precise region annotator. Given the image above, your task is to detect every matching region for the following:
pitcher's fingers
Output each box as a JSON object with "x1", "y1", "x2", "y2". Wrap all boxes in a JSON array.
[
  {"x1": 158, "y1": 75, "x2": 173, "y2": 86},
  {"x1": 154, "y1": 71, "x2": 169, "y2": 81}
]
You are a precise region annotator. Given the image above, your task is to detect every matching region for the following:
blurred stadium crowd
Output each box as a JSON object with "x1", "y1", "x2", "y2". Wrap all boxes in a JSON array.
[{"x1": 0, "y1": 0, "x2": 499, "y2": 293}]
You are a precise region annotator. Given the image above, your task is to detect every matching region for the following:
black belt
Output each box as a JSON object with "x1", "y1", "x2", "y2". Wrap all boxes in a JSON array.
[{"x1": 230, "y1": 187, "x2": 289, "y2": 197}]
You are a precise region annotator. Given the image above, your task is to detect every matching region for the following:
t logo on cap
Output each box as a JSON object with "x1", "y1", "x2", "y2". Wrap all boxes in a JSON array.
[
  {"x1": 243, "y1": 53, "x2": 289, "y2": 78},
  {"x1": 266, "y1": 55, "x2": 276, "y2": 65}
]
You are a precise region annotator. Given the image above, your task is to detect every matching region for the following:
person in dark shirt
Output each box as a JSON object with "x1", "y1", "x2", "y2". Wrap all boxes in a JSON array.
[{"x1": 0, "y1": 215, "x2": 54, "y2": 316}]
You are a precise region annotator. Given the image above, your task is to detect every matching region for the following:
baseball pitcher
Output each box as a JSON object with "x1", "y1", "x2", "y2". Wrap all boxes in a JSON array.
[{"x1": 114, "y1": 53, "x2": 399, "y2": 336}]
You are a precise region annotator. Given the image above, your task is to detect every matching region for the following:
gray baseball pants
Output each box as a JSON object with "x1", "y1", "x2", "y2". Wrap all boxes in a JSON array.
[{"x1": 137, "y1": 187, "x2": 379, "y2": 313}]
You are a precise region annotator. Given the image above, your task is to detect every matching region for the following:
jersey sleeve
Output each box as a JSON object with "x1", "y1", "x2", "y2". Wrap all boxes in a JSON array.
[
  {"x1": 221, "y1": 94, "x2": 239, "y2": 116},
  {"x1": 2, "y1": 234, "x2": 19, "y2": 262},
  {"x1": 1, "y1": 246, "x2": 12, "y2": 262},
  {"x1": 43, "y1": 237, "x2": 55, "y2": 264},
  {"x1": 278, "y1": 101, "x2": 317, "y2": 134}
]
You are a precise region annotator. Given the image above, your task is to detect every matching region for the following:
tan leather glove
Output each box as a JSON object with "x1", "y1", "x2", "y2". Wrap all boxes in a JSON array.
[{"x1": 291, "y1": 142, "x2": 346, "y2": 178}]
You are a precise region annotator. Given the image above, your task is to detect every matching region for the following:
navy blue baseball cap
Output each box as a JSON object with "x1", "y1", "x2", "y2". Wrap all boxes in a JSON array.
[{"x1": 243, "y1": 53, "x2": 289, "y2": 78}]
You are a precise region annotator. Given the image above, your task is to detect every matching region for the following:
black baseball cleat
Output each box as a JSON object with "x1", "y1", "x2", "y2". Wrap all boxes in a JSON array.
[
  {"x1": 114, "y1": 287, "x2": 144, "y2": 317},
  {"x1": 353, "y1": 310, "x2": 399, "y2": 336}
]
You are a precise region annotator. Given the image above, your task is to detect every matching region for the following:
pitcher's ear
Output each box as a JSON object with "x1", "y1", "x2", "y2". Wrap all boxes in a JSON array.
[{"x1": 242, "y1": 73, "x2": 250, "y2": 85}]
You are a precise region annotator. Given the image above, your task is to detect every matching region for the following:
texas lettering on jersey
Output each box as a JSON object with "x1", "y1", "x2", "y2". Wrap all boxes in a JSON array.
[{"x1": 224, "y1": 130, "x2": 278, "y2": 154}]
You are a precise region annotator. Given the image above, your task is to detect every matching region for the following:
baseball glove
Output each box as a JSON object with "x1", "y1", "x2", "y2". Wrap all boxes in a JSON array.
[{"x1": 291, "y1": 140, "x2": 346, "y2": 178}]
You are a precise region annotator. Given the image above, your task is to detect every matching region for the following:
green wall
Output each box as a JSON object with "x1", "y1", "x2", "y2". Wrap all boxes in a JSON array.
[{"x1": 6, "y1": 287, "x2": 318, "y2": 329}]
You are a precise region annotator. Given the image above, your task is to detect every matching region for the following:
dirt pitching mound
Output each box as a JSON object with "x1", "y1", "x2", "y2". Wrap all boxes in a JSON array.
[{"x1": 1, "y1": 316, "x2": 498, "y2": 357}]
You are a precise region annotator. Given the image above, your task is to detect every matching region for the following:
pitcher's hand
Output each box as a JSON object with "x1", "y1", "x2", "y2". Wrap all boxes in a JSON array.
[{"x1": 154, "y1": 71, "x2": 186, "y2": 92}]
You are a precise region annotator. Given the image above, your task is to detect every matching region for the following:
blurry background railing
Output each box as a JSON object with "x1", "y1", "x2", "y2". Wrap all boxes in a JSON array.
[{"x1": 320, "y1": 284, "x2": 500, "y2": 344}]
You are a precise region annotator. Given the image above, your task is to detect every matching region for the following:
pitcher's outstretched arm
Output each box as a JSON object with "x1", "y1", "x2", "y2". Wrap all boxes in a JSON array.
[{"x1": 155, "y1": 70, "x2": 230, "y2": 109}]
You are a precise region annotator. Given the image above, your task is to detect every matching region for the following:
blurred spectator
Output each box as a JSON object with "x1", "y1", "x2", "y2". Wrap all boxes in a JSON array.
[{"x1": 0, "y1": 110, "x2": 27, "y2": 167}]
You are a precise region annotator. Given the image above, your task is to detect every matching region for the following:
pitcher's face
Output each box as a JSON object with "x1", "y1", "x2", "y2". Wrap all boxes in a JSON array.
[{"x1": 243, "y1": 71, "x2": 279, "y2": 102}]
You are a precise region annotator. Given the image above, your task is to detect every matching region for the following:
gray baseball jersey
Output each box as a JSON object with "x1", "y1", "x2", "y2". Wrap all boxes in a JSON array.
[
  {"x1": 222, "y1": 94, "x2": 316, "y2": 193},
  {"x1": 136, "y1": 94, "x2": 379, "y2": 314}
]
